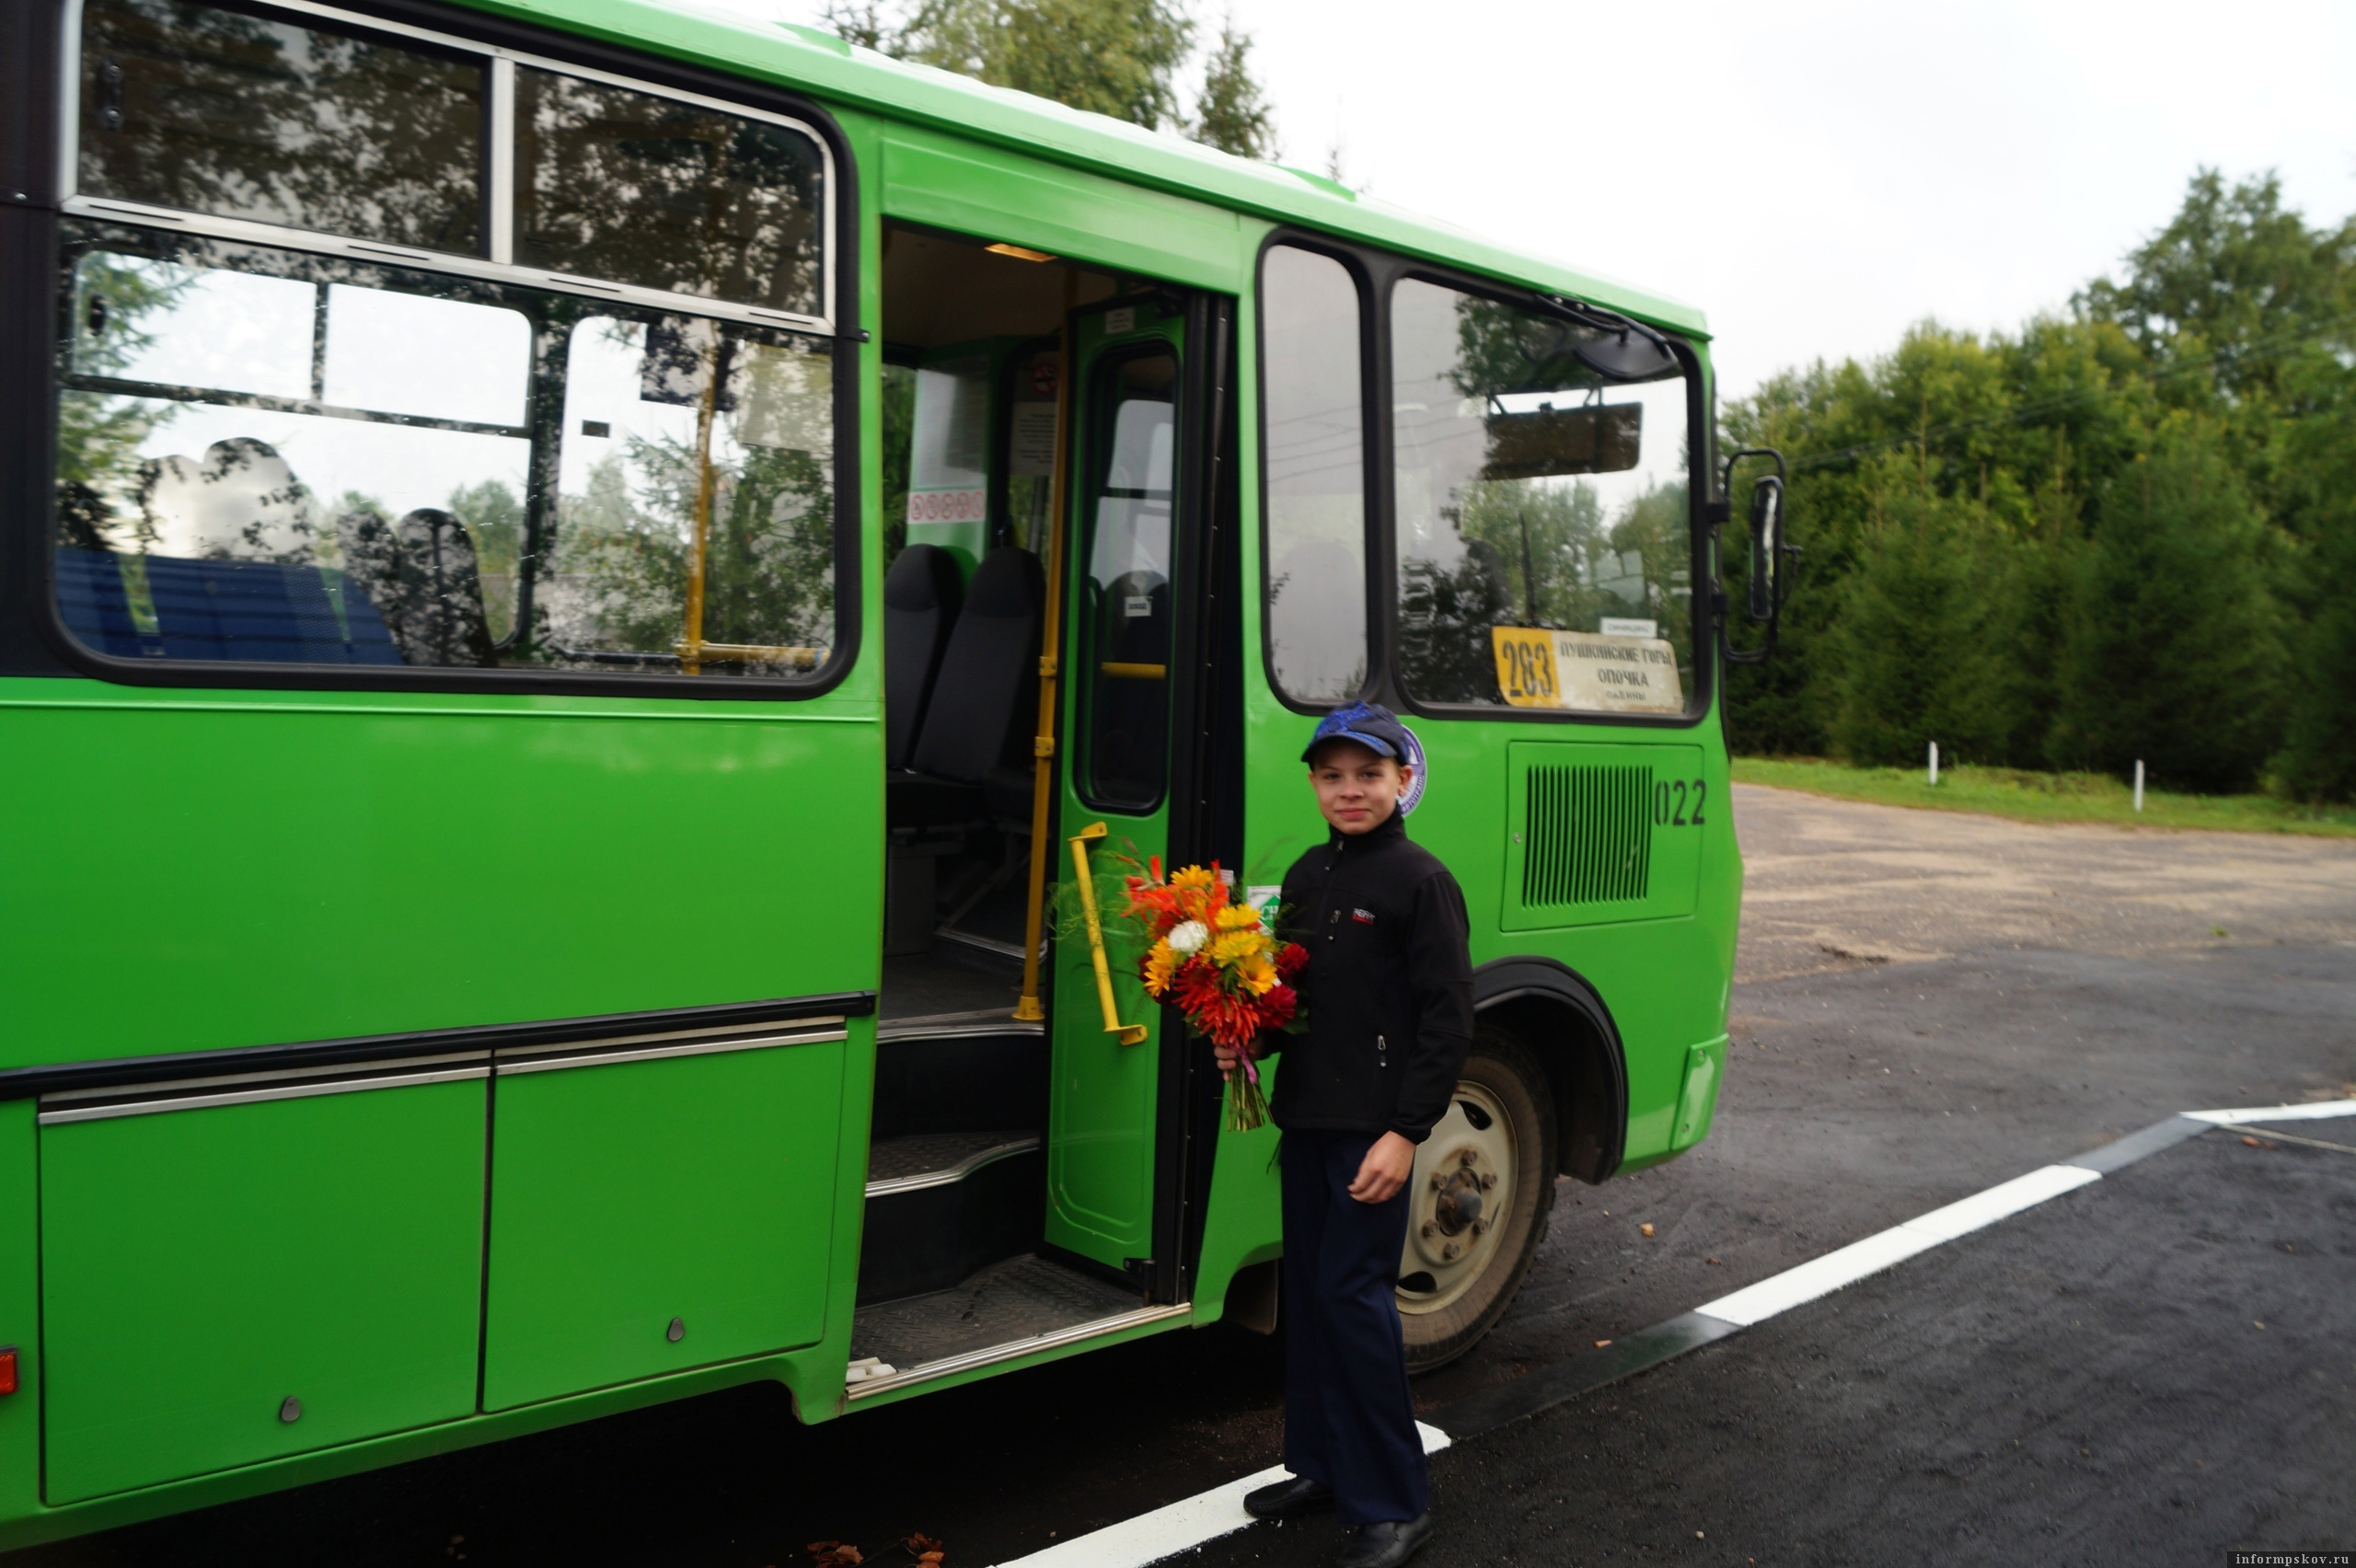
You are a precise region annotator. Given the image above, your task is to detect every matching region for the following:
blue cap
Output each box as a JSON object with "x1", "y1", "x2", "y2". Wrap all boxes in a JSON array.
[
  {"x1": 1302, "y1": 701, "x2": 1410, "y2": 762},
  {"x1": 1303, "y1": 703, "x2": 1427, "y2": 813}
]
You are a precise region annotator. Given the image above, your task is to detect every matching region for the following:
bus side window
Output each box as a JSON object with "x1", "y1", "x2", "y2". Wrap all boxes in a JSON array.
[
  {"x1": 1080, "y1": 350, "x2": 1177, "y2": 812},
  {"x1": 59, "y1": 246, "x2": 531, "y2": 667},
  {"x1": 515, "y1": 70, "x2": 826, "y2": 318},
  {"x1": 1258, "y1": 245, "x2": 1369, "y2": 707},
  {"x1": 78, "y1": 0, "x2": 486, "y2": 255}
]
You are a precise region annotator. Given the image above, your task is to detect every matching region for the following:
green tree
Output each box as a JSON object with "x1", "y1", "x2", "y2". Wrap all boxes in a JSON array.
[
  {"x1": 1721, "y1": 167, "x2": 2356, "y2": 798},
  {"x1": 1824, "y1": 475, "x2": 2011, "y2": 767},
  {"x1": 1189, "y1": 19, "x2": 1275, "y2": 158},
  {"x1": 2049, "y1": 423, "x2": 2284, "y2": 791},
  {"x1": 831, "y1": 0, "x2": 1272, "y2": 152}
]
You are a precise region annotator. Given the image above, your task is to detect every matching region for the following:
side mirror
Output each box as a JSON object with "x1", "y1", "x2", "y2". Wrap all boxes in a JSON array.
[
  {"x1": 1747, "y1": 475, "x2": 1784, "y2": 622},
  {"x1": 1717, "y1": 446, "x2": 1793, "y2": 666}
]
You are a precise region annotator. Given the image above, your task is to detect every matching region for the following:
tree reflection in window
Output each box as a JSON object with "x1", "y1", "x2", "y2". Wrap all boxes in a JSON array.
[
  {"x1": 517, "y1": 72, "x2": 825, "y2": 318},
  {"x1": 52, "y1": 232, "x2": 837, "y2": 677},
  {"x1": 544, "y1": 317, "x2": 834, "y2": 675},
  {"x1": 79, "y1": 0, "x2": 484, "y2": 254},
  {"x1": 1391, "y1": 281, "x2": 1693, "y2": 710}
]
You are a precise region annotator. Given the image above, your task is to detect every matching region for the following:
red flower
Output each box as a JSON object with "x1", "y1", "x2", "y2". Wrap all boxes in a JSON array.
[
  {"x1": 1276, "y1": 942, "x2": 1309, "y2": 981},
  {"x1": 1258, "y1": 984, "x2": 1297, "y2": 1030}
]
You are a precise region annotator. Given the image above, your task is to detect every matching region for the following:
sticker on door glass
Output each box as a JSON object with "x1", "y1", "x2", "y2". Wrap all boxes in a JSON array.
[
  {"x1": 907, "y1": 488, "x2": 986, "y2": 524},
  {"x1": 1104, "y1": 306, "x2": 1136, "y2": 335},
  {"x1": 1009, "y1": 401, "x2": 1058, "y2": 477},
  {"x1": 1491, "y1": 627, "x2": 1683, "y2": 714}
]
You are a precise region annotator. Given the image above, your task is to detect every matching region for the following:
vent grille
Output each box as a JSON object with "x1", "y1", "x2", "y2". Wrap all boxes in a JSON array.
[{"x1": 1522, "y1": 764, "x2": 1652, "y2": 906}]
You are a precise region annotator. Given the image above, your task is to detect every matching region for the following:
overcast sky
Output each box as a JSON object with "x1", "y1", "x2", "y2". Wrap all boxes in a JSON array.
[{"x1": 702, "y1": 0, "x2": 2356, "y2": 399}]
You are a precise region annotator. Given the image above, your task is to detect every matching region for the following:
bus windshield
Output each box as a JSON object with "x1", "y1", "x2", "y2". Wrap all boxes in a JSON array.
[{"x1": 1391, "y1": 279, "x2": 1693, "y2": 715}]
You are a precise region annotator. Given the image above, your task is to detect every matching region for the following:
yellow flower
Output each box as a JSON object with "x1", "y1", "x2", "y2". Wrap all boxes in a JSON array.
[
  {"x1": 1216, "y1": 904, "x2": 1261, "y2": 931},
  {"x1": 1232, "y1": 951, "x2": 1277, "y2": 997},
  {"x1": 1207, "y1": 928, "x2": 1265, "y2": 966},
  {"x1": 1142, "y1": 940, "x2": 1177, "y2": 997},
  {"x1": 1171, "y1": 865, "x2": 1219, "y2": 893}
]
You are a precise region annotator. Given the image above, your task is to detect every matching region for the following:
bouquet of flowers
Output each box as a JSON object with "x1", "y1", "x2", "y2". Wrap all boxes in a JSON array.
[{"x1": 1119, "y1": 859, "x2": 1308, "y2": 1131}]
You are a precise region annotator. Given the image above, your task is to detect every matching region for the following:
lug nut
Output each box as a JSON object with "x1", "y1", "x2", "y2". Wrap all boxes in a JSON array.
[
  {"x1": 1421, "y1": 1221, "x2": 1438, "y2": 1239},
  {"x1": 1430, "y1": 1172, "x2": 1447, "y2": 1190},
  {"x1": 1480, "y1": 1173, "x2": 1496, "y2": 1190},
  {"x1": 1442, "y1": 1243, "x2": 1460, "y2": 1260},
  {"x1": 1472, "y1": 1219, "x2": 1489, "y2": 1237},
  {"x1": 1459, "y1": 1148, "x2": 1476, "y2": 1167}
]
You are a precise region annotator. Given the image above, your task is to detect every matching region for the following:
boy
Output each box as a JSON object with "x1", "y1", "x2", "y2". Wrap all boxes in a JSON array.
[{"x1": 1214, "y1": 702, "x2": 1473, "y2": 1568}]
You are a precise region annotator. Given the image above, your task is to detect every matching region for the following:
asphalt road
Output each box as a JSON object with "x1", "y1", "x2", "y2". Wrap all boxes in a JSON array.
[
  {"x1": 1194, "y1": 1124, "x2": 2356, "y2": 1566},
  {"x1": 18, "y1": 785, "x2": 2356, "y2": 1565}
]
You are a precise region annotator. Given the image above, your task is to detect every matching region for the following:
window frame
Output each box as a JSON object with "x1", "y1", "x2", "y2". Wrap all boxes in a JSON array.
[
  {"x1": 11, "y1": 0, "x2": 863, "y2": 699},
  {"x1": 1252, "y1": 226, "x2": 1717, "y2": 732},
  {"x1": 1072, "y1": 334, "x2": 1183, "y2": 817},
  {"x1": 1252, "y1": 235, "x2": 1380, "y2": 717},
  {"x1": 56, "y1": 0, "x2": 838, "y2": 336}
]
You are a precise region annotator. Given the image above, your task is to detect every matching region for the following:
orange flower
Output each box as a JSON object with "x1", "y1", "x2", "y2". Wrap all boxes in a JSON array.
[{"x1": 1141, "y1": 940, "x2": 1177, "y2": 997}]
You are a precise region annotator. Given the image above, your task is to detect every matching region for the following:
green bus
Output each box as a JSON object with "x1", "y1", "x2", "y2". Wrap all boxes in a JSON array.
[{"x1": 0, "y1": 0, "x2": 1788, "y2": 1543}]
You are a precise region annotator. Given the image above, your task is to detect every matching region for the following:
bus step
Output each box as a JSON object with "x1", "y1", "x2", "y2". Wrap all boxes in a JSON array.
[
  {"x1": 856, "y1": 1133, "x2": 1043, "y2": 1305},
  {"x1": 849, "y1": 1253, "x2": 1146, "y2": 1380},
  {"x1": 871, "y1": 1031, "x2": 1047, "y2": 1142}
]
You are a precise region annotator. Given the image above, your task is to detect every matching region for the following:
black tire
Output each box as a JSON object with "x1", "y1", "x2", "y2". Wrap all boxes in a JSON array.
[{"x1": 1396, "y1": 1021, "x2": 1557, "y2": 1373}]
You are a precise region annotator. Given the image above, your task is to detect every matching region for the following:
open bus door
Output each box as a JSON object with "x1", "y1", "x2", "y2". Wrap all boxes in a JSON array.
[{"x1": 1043, "y1": 298, "x2": 1185, "y2": 1289}]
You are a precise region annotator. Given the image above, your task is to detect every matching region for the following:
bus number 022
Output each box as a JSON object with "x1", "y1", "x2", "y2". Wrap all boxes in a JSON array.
[{"x1": 1655, "y1": 778, "x2": 1707, "y2": 827}]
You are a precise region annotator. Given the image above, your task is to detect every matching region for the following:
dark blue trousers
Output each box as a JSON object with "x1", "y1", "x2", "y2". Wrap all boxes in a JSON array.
[{"x1": 1280, "y1": 1129, "x2": 1428, "y2": 1526}]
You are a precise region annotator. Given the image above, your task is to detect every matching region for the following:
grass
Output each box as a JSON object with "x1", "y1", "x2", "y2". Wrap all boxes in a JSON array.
[{"x1": 1731, "y1": 756, "x2": 2356, "y2": 838}]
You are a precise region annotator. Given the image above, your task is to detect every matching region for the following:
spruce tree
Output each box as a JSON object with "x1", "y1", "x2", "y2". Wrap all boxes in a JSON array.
[
  {"x1": 1826, "y1": 478, "x2": 2010, "y2": 767},
  {"x1": 2049, "y1": 424, "x2": 2284, "y2": 791},
  {"x1": 1189, "y1": 19, "x2": 1275, "y2": 159}
]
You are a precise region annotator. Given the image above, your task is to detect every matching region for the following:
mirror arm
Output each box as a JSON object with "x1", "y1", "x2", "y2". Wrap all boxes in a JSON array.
[{"x1": 1538, "y1": 293, "x2": 1677, "y2": 362}]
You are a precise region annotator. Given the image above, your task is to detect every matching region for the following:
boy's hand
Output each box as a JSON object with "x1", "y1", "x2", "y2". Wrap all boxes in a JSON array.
[
  {"x1": 1212, "y1": 1042, "x2": 1242, "y2": 1073},
  {"x1": 1348, "y1": 1132, "x2": 1417, "y2": 1204}
]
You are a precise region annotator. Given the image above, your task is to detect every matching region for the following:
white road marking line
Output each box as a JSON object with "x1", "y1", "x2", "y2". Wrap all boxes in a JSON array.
[
  {"x1": 1692, "y1": 1164, "x2": 2101, "y2": 1327},
  {"x1": 2186, "y1": 1099, "x2": 2356, "y2": 1125},
  {"x1": 1689, "y1": 1227, "x2": 1946, "y2": 1329},
  {"x1": 1889, "y1": 1163, "x2": 2104, "y2": 1243},
  {"x1": 989, "y1": 1426, "x2": 1449, "y2": 1568}
]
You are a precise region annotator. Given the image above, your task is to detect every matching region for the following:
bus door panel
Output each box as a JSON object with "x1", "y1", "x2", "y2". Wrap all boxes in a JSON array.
[
  {"x1": 38, "y1": 1075, "x2": 486, "y2": 1504},
  {"x1": 479, "y1": 1030, "x2": 842, "y2": 1410},
  {"x1": 1045, "y1": 306, "x2": 1184, "y2": 1277}
]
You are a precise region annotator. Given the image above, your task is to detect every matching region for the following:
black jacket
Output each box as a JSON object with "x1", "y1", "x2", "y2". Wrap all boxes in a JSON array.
[{"x1": 1267, "y1": 808, "x2": 1474, "y2": 1142}]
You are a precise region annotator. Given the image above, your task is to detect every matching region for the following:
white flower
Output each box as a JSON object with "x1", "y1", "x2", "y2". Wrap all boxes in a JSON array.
[{"x1": 1167, "y1": 920, "x2": 1209, "y2": 955}]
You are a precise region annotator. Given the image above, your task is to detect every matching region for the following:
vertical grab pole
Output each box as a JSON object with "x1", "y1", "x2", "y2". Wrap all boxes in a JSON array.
[
  {"x1": 1068, "y1": 823, "x2": 1147, "y2": 1044},
  {"x1": 1014, "y1": 285, "x2": 1079, "y2": 1020}
]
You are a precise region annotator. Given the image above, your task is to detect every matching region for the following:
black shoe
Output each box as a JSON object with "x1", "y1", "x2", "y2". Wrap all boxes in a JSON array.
[
  {"x1": 1330, "y1": 1514, "x2": 1432, "y2": 1568},
  {"x1": 1243, "y1": 1475, "x2": 1335, "y2": 1519}
]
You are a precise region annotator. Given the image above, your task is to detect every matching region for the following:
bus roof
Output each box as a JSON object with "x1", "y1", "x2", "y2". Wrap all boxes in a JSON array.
[{"x1": 479, "y1": 0, "x2": 1711, "y2": 339}]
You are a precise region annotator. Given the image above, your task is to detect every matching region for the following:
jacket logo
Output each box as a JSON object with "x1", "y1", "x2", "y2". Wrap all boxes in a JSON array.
[{"x1": 1352, "y1": 908, "x2": 1376, "y2": 924}]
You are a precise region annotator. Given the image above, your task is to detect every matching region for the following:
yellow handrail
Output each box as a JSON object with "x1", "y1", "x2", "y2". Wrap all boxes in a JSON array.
[
  {"x1": 1068, "y1": 823, "x2": 1147, "y2": 1045},
  {"x1": 1013, "y1": 294, "x2": 1077, "y2": 1022},
  {"x1": 1098, "y1": 662, "x2": 1167, "y2": 680}
]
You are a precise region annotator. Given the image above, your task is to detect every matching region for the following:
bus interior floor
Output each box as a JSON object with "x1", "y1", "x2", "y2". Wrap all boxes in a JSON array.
[
  {"x1": 879, "y1": 941, "x2": 1030, "y2": 1025},
  {"x1": 849, "y1": 1254, "x2": 1145, "y2": 1375}
]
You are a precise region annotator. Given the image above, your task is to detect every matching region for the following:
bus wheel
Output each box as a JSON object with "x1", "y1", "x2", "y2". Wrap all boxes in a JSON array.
[{"x1": 1396, "y1": 1023, "x2": 1557, "y2": 1372}]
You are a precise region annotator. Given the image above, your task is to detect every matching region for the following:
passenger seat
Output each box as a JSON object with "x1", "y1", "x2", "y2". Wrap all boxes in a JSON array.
[
  {"x1": 890, "y1": 545, "x2": 1044, "y2": 827},
  {"x1": 884, "y1": 544, "x2": 964, "y2": 771},
  {"x1": 337, "y1": 507, "x2": 494, "y2": 667}
]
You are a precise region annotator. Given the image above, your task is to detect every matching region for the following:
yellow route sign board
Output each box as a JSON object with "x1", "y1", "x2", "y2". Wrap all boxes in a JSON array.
[{"x1": 1490, "y1": 627, "x2": 1685, "y2": 714}]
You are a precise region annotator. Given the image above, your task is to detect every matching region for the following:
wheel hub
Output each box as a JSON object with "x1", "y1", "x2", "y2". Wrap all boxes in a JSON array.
[{"x1": 1399, "y1": 1083, "x2": 1516, "y2": 1312}]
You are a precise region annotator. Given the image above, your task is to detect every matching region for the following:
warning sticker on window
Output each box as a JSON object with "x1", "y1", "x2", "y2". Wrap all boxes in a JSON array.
[
  {"x1": 1491, "y1": 627, "x2": 1683, "y2": 714},
  {"x1": 907, "y1": 487, "x2": 986, "y2": 525}
]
